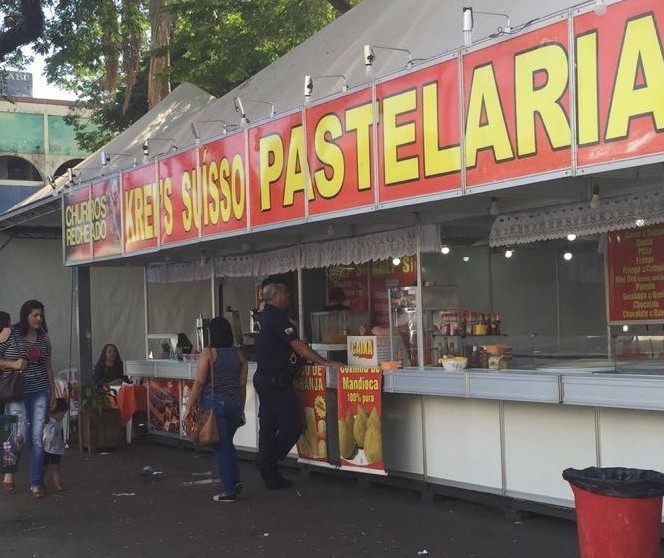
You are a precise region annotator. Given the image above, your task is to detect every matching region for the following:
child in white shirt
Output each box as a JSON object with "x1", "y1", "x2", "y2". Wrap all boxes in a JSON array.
[{"x1": 43, "y1": 398, "x2": 68, "y2": 491}]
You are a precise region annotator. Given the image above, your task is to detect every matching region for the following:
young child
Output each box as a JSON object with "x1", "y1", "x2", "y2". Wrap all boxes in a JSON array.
[{"x1": 43, "y1": 398, "x2": 69, "y2": 492}]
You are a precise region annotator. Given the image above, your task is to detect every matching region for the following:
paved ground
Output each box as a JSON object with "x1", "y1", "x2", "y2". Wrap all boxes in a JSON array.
[{"x1": 0, "y1": 439, "x2": 659, "y2": 558}]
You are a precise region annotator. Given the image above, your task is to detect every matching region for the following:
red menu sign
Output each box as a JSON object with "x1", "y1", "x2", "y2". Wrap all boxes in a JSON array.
[
  {"x1": 294, "y1": 366, "x2": 330, "y2": 466},
  {"x1": 337, "y1": 366, "x2": 385, "y2": 475},
  {"x1": 607, "y1": 225, "x2": 664, "y2": 323}
]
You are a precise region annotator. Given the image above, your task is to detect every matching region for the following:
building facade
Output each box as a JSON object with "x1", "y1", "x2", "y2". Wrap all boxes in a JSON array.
[{"x1": 0, "y1": 93, "x2": 89, "y2": 213}]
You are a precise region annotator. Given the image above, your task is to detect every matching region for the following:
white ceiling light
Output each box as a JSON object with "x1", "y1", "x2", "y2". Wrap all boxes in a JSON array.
[
  {"x1": 392, "y1": 257, "x2": 401, "y2": 266},
  {"x1": 441, "y1": 245, "x2": 451, "y2": 255},
  {"x1": 567, "y1": 234, "x2": 577, "y2": 241}
]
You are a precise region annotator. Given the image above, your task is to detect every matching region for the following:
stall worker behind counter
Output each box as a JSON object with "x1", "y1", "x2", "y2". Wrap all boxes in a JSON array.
[
  {"x1": 253, "y1": 274, "x2": 343, "y2": 490},
  {"x1": 323, "y1": 286, "x2": 351, "y2": 311}
]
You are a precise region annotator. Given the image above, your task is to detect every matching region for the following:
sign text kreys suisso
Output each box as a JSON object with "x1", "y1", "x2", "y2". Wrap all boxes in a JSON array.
[{"x1": 65, "y1": 0, "x2": 664, "y2": 263}]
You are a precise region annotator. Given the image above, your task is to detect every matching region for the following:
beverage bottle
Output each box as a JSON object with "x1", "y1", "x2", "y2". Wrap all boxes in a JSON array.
[
  {"x1": 495, "y1": 311, "x2": 501, "y2": 335},
  {"x1": 460, "y1": 311, "x2": 467, "y2": 338}
]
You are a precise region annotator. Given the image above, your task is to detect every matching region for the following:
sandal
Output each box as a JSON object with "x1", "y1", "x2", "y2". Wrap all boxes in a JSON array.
[
  {"x1": 3, "y1": 481, "x2": 14, "y2": 491},
  {"x1": 32, "y1": 487, "x2": 45, "y2": 499}
]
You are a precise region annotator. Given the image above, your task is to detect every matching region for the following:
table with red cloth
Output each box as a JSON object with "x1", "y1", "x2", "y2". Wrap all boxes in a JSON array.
[{"x1": 116, "y1": 384, "x2": 148, "y2": 426}]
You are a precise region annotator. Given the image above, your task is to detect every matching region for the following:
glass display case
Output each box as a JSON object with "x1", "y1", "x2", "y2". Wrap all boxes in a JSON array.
[
  {"x1": 147, "y1": 334, "x2": 178, "y2": 360},
  {"x1": 310, "y1": 310, "x2": 370, "y2": 344},
  {"x1": 388, "y1": 285, "x2": 459, "y2": 366}
]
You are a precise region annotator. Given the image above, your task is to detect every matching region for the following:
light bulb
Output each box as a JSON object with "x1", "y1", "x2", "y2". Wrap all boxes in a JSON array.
[
  {"x1": 567, "y1": 234, "x2": 577, "y2": 241},
  {"x1": 488, "y1": 198, "x2": 500, "y2": 216},
  {"x1": 590, "y1": 185, "x2": 600, "y2": 209},
  {"x1": 563, "y1": 251, "x2": 573, "y2": 261},
  {"x1": 463, "y1": 256, "x2": 470, "y2": 262},
  {"x1": 622, "y1": 324, "x2": 629, "y2": 332},
  {"x1": 441, "y1": 246, "x2": 450, "y2": 255},
  {"x1": 594, "y1": 0, "x2": 607, "y2": 15},
  {"x1": 635, "y1": 218, "x2": 645, "y2": 227},
  {"x1": 392, "y1": 257, "x2": 401, "y2": 266},
  {"x1": 504, "y1": 249, "x2": 513, "y2": 258}
]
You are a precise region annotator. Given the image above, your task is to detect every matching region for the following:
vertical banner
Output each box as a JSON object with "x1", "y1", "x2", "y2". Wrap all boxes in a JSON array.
[
  {"x1": 337, "y1": 366, "x2": 385, "y2": 475},
  {"x1": 607, "y1": 225, "x2": 664, "y2": 323},
  {"x1": 377, "y1": 58, "x2": 462, "y2": 203},
  {"x1": 574, "y1": 0, "x2": 664, "y2": 168},
  {"x1": 158, "y1": 149, "x2": 200, "y2": 246},
  {"x1": 63, "y1": 185, "x2": 92, "y2": 263},
  {"x1": 462, "y1": 19, "x2": 571, "y2": 187},
  {"x1": 148, "y1": 379, "x2": 181, "y2": 436},
  {"x1": 200, "y1": 133, "x2": 248, "y2": 237},
  {"x1": 248, "y1": 111, "x2": 307, "y2": 228},
  {"x1": 91, "y1": 178, "x2": 123, "y2": 259},
  {"x1": 305, "y1": 88, "x2": 375, "y2": 216},
  {"x1": 294, "y1": 365, "x2": 331, "y2": 465},
  {"x1": 123, "y1": 164, "x2": 159, "y2": 254}
]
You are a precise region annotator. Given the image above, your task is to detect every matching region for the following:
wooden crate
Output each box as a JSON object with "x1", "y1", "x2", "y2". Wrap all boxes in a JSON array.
[{"x1": 78, "y1": 408, "x2": 123, "y2": 453}]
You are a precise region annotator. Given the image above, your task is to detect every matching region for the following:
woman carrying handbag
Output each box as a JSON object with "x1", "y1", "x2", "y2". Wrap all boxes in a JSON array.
[{"x1": 185, "y1": 317, "x2": 248, "y2": 502}]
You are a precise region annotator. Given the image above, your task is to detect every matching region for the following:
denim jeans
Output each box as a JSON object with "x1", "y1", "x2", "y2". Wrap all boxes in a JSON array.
[
  {"x1": 6, "y1": 390, "x2": 49, "y2": 489},
  {"x1": 201, "y1": 395, "x2": 242, "y2": 495}
]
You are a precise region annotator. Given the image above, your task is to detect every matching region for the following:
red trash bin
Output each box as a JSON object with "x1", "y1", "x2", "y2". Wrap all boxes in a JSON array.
[{"x1": 563, "y1": 467, "x2": 664, "y2": 558}]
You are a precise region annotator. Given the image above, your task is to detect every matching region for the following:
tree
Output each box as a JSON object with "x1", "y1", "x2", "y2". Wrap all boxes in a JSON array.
[
  {"x1": 0, "y1": 0, "x2": 44, "y2": 61},
  {"x1": 12, "y1": 0, "x2": 358, "y2": 150}
]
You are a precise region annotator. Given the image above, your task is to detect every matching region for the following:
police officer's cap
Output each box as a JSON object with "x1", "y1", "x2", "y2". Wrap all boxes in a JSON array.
[{"x1": 261, "y1": 274, "x2": 291, "y2": 290}]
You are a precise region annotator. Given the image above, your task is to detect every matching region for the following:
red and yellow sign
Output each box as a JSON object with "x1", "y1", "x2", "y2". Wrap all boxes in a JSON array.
[
  {"x1": 200, "y1": 133, "x2": 248, "y2": 236},
  {"x1": 122, "y1": 164, "x2": 159, "y2": 254},
  {"x1": 294, "y1": 365, "x2": 330, "y2": 465},
  {"x1": 462, "y1": 20, "x2": 571, "y2": 186},
  {"x1": 248, "y1": 111, "x2": 306, "y2": 228},
  {"x1": 575, "y1": 0, "x2": 664, "y2": 168},
  {"x1": 377, "y1": 58, "x2": 462, "y2": 201},
  {"x1": 158, "y1": 149, "x2": 200, "y2": 246},
  {"x1": 64, "y1": 179, "x2": 123, "y2": 264},
  {"x1": 607, "y1": 225, "x2": 664, "y2": 323},
  {"x1": 63, "y1": 0, "x2": 664, "y2": 265},
  {"x1": 306, "y1": 88, "x2": 376, "y2": 215},
  {"x1": 337, "y1": 366, "x2": 385, "y2": 475}
]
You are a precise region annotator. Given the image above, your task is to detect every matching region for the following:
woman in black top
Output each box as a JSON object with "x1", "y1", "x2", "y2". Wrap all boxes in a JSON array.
[{"x1": 93, "y1": 343, "x2": 125, "y2": 385}]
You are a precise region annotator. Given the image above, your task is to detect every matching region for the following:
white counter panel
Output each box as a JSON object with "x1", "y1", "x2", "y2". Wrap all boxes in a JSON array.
[
  {"x1": 503, "y1": 402, "x2": 595, "y2": 504},
  {"x1": 598, "y1": 407, "x2": 664, "y2": 470},
  {"x1": 423, "y1": 397, "x2": 502, "y2": 490},
  {"x1": 383, "y1": 393, "x2": 424, "y2": 476},
  {"x1": 234, "y1": 381, "x2": 259, "y2": 451},
  {"x1": 469, "y1": 372, "x2": 561, "y2": 403},
  {"x1": 562, "y1": 374, "x2": 664, "y2": 411}
]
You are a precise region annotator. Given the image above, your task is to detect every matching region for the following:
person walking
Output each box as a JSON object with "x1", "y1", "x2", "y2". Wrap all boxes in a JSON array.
[
  {"x1": 185, "y1": 317, "x2": 247, "y2": 502},
  {"x1": 0, "y1": 300, "x2": 55, "y2": 498},
  {"x1": 253, "y1": 275, "x2": 340, "y2": 489}
]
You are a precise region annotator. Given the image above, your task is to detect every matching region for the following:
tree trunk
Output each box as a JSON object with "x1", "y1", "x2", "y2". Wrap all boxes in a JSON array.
[
  {"x1": 0, "y1": 0, "x2": 45, "y2": 61},
  {"x1": 148, "y1": 0, "x2": 175, "y2": 109}
]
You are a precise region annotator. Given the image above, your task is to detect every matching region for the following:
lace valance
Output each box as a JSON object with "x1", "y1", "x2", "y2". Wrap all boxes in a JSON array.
[
  {"x1": 489, "y1": 189, "x2": 664, "y2": 247},
  {"x1": 146, "y1": 224, "x2": 440, "y2": 283}
]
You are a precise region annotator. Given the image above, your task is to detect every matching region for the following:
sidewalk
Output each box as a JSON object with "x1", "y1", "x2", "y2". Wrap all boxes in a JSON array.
[{"x1": 0, "y1": 440, "x2": 621, "y2": 558}]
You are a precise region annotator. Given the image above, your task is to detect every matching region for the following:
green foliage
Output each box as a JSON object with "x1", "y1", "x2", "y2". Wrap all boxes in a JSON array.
[
  {"x1": 30, "y1": 0, "x2": 359, "y2": 151},
  {"x1": 80, "y1": 382, "x2": 112, "y2": 413}
]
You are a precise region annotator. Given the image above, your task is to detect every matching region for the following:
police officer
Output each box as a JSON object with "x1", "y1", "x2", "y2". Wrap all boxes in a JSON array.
[{"x1": 253, "y1": 274, "x2": 341, "y2": 489}]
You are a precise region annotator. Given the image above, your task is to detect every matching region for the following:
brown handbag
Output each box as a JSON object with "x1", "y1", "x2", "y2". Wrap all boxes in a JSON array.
[{"x1": 186, "y1": 351, "x2": 220, "y2": 446}]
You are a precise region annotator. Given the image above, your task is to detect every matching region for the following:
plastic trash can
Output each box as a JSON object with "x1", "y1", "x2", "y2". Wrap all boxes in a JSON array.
[
  {"x1": 563, "y1": 467, "x2": 664, "y2": 558},
  {"x1": 0, "y1": 415, "x2": 21, "y2": 474}
]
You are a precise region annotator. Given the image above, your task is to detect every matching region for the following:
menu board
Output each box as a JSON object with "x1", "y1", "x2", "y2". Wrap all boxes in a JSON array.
[
  {"x1": 294, "y1": 366, "x2": 331, "y2": 466},
  {"x1": 337, "y1": 366, "x2": 386, "y2": 475},
  {"x1": 607, "y1": 225, "x2": 664, "y2": 323}
]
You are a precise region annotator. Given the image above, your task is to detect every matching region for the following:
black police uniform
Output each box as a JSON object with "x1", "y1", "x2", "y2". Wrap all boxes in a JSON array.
[{"x1": 253, "y1": 302, "x2": 302, "y2": 484}]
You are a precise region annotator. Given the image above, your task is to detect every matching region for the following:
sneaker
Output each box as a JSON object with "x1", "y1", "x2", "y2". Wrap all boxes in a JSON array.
[
  {"x1": 265, "y1": 476, "x2": 293, "y2": 490},
  {"x1": 212, "y1": 493, "x2": 237, "y2": 502}
]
